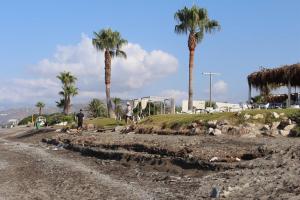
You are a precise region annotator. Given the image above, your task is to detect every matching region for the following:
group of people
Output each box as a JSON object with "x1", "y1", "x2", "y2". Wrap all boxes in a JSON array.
[{"x1": 75, "y1": 102, "x2": 134, "y2": 130}]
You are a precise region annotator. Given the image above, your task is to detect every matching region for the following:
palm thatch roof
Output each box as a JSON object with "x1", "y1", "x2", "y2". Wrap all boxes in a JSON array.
[
  {"x1": 266, "y1": 93, "x2": 299, "y2": 103},
  {"x1": 247, "y1": 63, "x2": 300, "y2": 90}
]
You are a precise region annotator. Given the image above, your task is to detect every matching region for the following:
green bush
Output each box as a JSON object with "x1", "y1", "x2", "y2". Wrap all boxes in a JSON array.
[
  {"x1": 19, "y1": 113, "x2": 75, "y2": 126},
  {"x1": 18, "y1": 114, "x2": 39, "y2": 125},
  {"x1": 46, "y1": 113, "x2": 75, "y2": 125}
]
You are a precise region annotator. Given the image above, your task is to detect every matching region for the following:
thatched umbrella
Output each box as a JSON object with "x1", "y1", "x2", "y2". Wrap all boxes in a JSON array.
[{"x1": 247, "y1": 63, "x2": 300, "y2": 106}]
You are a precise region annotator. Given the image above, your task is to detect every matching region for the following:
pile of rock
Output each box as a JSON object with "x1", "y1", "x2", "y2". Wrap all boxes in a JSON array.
[{"x1": 206, "y1": 118, "x2": 297, "y2": 138}]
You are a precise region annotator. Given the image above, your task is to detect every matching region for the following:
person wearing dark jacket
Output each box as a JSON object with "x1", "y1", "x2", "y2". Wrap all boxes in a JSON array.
[{"x1": 76, "y1": 109, "x2": 84, "y2": 130}]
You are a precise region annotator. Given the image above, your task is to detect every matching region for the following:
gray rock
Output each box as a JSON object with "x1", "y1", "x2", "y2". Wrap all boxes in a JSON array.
[
  {"x1": 271, "y1": 121, "x2": 280, "y2": 130},
  {"x1": 244, "y1": 114, "x2": 251, "y2": 120},
  {"x1": 193, "y1": 127, "x2": 204, "y2": 135},
  {"x1": 279, "y1": 130, "x2": 290, "y2": 136},
  {"x1": 272, "y1": 112, "x2": 280, "y2": 119},
  {"x1": 113, "y1": 126, "x2": 125, "y2": 132},
  {"x1": 253, "y1": 114, "x2": 264, "y2": 120},
  {"x1": 213, "y1": 128, "x2": 222, "y2": 136},
  {"x1": 207, "y1": 120, "x2": 217, "y2": 128},
  {"x1": 284, "y1": 124, "x2": 296, "y2": 131},
  {"x1": 217, "y1": 120, "x2": 229, "y2": 126},
  {"x1": 261, "y1": 125, "x2": 270, "y2": 131},
  {"x1": 270, "y1": 129, "x2": 280, "y2": 136},
  {"x1": 191, "y1": 122, "x2": 198, "y2": 128},
  {"x1": 210, "y1": 187, "x2": 221, "y2": 198},
  {"x1": 278, "y1": 120, "x2": 292, "y2": 130},
  {"x1": 208, "y1": 127, "x2": 214, "y2": 135}
]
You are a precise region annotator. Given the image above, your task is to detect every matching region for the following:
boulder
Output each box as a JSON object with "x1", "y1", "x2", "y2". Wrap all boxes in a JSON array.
[
  {"x1": 213, "y1": 128, "x2": 222, "y2": 136},
  {"x1": 113, "y1": 126, "x2": 125, "y2": 132},
  {"x1": 208, "y1": 127, "x2": 214, "y2": 135},
  {"x1": 192, "y1": 127, "x2": 205, "y2": 135},
  {"x1": 270, "y1": 129, "x2": 280, "y2": 136},
  {"x1": 207, "y1": 120, "x2": 217, "y2": 128},
  {"x1": 253, "y1": 114, "x2": 264, "y2": 120},
  {"x1": 245, "y1": 123, "x2": 256, "y2": 128},
  {"x1": 272, "y1": 112, "x2": 280, "y2": 119},
  {"x1": 85, "y1": 124, "x2": 95, "y2": 130},
  {"x1": 209, "y1": 157, "x2": 219, "y2": 162},
  {"x1": 261, "y1": 125, "x2": 270, "y2": 131},
  {"x1": 217, "y1": 120, "x2": 229, "y2": 126},
  {"x1": 244, "y1": 114, "x2": 251, "y2": 120},
  {"x1": 284, "y1": 124, "x2": 296, "y2": 131},
  {"x1": 208, "y1": 128, "x2": 222, "y2": 136},
  {"x1": 191, "y1": 122, "x2": 198, "y2": 128},
  {"x1": 210, "y1": 187, "x2": 221, "y2": 198},
  {"x1": 278, "y1": 119, "x2": 293, "y2": 129},
  {"x1": 271, "y1": 121, "x2": 280, "y2": 130},
  {"x1": 279, "y1": 130, "x2": 290, "y2": 137}
]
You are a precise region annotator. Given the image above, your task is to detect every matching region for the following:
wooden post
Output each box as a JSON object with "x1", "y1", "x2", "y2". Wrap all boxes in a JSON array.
[
  {"x1": 248, "y1": 83, "x2": 252, "y2": 103},
  {"x1": 287, "y1": 80, "x2": 291, "y2": 107},
  {"x1": 148, "y1": 101, "x2": 151, "y2": 116},
  {"x1": 170, "y1": 98, "x2": 175, "y2": 114}
]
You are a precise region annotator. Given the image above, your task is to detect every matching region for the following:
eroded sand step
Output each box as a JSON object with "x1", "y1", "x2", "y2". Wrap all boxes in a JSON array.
[{"x1": 42, "y1": 138, "x2": 232, "y2": 171}]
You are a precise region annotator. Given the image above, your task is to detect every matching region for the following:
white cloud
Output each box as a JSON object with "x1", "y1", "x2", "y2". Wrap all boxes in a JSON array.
[
  {"x1": 212, "y1": 80, "x2": 228, "y2": 94},
  {"x1": 0, "y1": 34, "x2": 179, "y2": 104},
  {"x1": 0, "y1": 79, "x2": 59, "y2": 103}
]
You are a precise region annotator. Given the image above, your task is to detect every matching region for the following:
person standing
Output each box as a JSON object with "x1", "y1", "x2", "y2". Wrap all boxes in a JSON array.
[
  {"x1": 125, "y1": 102, "x2": 132, "y2": 124},
  {"x1": 76, "y1": 109, "x2": 84, "y2": 130}
]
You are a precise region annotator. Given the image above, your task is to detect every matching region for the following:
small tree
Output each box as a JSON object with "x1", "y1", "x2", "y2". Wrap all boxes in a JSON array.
[
  {"x1": 88, "y1": 99, "x2": 107, "y2": 118},
  {"x1": 56, "y1": 71, "x2": 78, "y2": 115},
  {"x1": 175, "y1": 106, "x2": 182, "y2": 113},
  {"x1": 112, "y1": 97, "x2": 123, "y2": 120},
  {"x1": 205, "y1": 101, "x2": 216, "y2": 109},
  {"x1": 35, "y1": 102, "x2": 45, "y2": 115}
]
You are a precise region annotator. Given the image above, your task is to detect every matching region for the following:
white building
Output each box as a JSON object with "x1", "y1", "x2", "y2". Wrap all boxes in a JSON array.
[
  {"x1": 182, "y1": 100, "x2": 205, "y2": 113},
  {"x1": 182, "y1": 100, "x2": 241, "y2": 113}
]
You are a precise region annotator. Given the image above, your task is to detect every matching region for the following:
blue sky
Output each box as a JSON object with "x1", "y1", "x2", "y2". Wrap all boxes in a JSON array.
[{"x1": 1, "y1": 0, "x2": 300, "y2": 109}]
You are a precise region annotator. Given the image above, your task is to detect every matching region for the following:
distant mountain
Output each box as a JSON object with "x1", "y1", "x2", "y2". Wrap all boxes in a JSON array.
[{"x1": 0, "y1": 104, "x2": 88, "y2": 125}]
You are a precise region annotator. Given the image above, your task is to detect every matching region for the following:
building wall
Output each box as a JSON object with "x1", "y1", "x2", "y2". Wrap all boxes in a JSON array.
[{"x1": 182, "y1": 100, "x2": 205, "y2": 112}]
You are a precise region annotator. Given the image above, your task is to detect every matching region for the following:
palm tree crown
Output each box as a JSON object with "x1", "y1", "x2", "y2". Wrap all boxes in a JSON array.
[
  {"x1": 35, "y1": 101, "x2": 45, "y2": 115},
  {"x1": 92, "y1": 28, "x2": 128, "y2": 59},
  {"x1": 174, "y1": 5, "x2": 220, "y2": 50}
]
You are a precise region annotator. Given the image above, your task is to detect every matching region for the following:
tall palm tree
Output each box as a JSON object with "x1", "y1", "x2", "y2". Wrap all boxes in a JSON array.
[
  {"x1": 92, "y1": 28, "x2": 127, "y2": 118},
  {"x1": 35, "y1": 101, "x2": 45, "y2": 116},
  {"x1": 56, "y1": 71, "x2": 78, "y2": 115},
  {"x1": 174, "y1": 5, "x2": 220, "y2": 111}
]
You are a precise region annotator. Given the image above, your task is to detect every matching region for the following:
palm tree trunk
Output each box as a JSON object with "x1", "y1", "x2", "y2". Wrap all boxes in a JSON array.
[
  {"x1": 39, "y1": 107, "x2": 42, "y2": 116},
  {"x1": 188, "y1": 49, "x2": 195, "y2": 111},
  {"x1": 188, "y1": 33, "x2": 197, "y2": 111},
  {"x1": 67, "y1": 97, "x2": 71, "y2": 115},
  {"x1": 64, "y1": 95, "x2": 69, "y2": 115},
  {"x1": 104, "y1": 50, "x2": 116, "y2": 118}
]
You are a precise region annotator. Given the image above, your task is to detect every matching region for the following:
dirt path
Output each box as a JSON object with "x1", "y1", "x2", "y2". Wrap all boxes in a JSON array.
[
  {"x1": 1, "y1": 127, "x2": 300, "y2": 199},
  {"x1": 0, "y1": 129, "x2": 155, "y2": 200}
]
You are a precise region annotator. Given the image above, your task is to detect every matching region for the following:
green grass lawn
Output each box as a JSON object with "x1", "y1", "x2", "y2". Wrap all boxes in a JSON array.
[
  {"x1": 140, "y1": 109, "x2": 300, "y2": 129},
  {"x1": 83, "y1": 109, "x2": 300, "y2": 132},
  {"x1": 84, "y1": 117, "x2": 125, "y2": 128}
]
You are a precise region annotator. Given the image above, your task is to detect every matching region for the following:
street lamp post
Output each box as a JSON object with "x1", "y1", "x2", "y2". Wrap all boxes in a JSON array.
[{"x1": 202, "y1": 72, "x2": 220, "y2": 107}]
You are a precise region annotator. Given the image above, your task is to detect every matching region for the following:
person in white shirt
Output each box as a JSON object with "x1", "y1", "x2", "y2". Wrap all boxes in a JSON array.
[{"x1": 125, "y1": 102, "x2": 132, "y2": 124}]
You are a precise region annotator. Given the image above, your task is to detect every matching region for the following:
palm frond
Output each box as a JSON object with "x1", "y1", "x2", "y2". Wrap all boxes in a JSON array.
[{"x1": 116, "y1": 50, "x2": 127, "y2": 59}]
